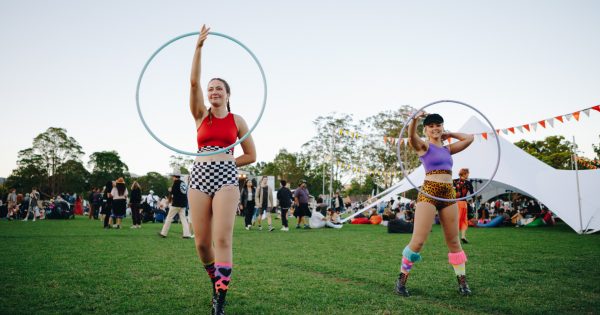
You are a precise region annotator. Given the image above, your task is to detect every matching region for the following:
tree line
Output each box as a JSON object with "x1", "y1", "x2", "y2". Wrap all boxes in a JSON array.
[{"x1": 2, "y1": 115, "x2": 598, "y2": 201}]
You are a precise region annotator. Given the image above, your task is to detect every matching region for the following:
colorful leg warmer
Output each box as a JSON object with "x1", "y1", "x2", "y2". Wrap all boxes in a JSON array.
[
  {"x1": 214, "y1": 262, "x2": 232, "y2": 293},
  {"x1": 203, "y1": 261, "x2": 217, "y2": 280},
  {"x1": 448, "y1": 251, "x2": 467, "y2": 276},
  {"x1": 401, "y1": 246, "x2": 422, "y2": 274}
]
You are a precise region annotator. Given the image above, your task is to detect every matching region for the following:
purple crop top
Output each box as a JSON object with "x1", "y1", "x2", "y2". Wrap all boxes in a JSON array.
[{"x1": 419, "y1": 143, "x2": 453, "y2": 173}]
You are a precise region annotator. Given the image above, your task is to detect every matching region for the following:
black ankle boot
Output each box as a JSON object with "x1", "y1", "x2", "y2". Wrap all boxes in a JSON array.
[
  {"x1": 210, "y1": 279, "x2": 217, "y2": 315},
  {"x1": 395, "y1": 272, "x2": 410, "y2": 297},
  {"x1": 457, "y1": 275, "x2": 472, "y2": 296},
  {"x1": 213, "y1": 290, "x2": 227, "y2": 315}
]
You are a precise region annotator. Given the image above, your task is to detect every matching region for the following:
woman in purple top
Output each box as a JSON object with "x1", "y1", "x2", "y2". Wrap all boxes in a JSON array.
[{"x1": 395, "y1": 112, "x2": 474, "y2": 297}]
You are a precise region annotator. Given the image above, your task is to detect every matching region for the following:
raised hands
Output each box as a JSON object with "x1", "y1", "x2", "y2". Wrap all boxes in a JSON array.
[{"x1": 197, "y1": 24, "x2": 210, "y2": 48}]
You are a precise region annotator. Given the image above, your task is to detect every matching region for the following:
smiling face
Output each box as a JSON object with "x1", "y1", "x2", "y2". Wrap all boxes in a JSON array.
[
  {"x1": 424, "y1": 122, "x2": 444, "y2": 141},
  {"x1": 207, "y1": 79, "x2": 229, "y2": 108}
]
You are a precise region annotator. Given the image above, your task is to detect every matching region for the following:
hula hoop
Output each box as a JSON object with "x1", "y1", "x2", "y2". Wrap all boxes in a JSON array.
[
  {"x1": 135, "y1": 31, "x2": 267, "y2": 156},
  {"x1": 397, "y1": 100, "x2": 501, "y2": 202}
]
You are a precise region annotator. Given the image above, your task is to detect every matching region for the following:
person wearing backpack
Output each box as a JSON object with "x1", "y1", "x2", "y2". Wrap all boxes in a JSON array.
[{"x1": 158, "y1": 170, "x2": 192, "y2": 239}]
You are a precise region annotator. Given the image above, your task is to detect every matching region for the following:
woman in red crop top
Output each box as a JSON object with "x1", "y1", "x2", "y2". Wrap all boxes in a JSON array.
[
  {"x1": 188, "y1": 25, "x2": 256, "y2": 315},
  {"x1": 394, "y1": 112, "x2": 474, "y2": 298}
]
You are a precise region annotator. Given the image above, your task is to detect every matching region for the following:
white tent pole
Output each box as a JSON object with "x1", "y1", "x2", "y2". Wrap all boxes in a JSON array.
[{"x1": 572, "y1": 136, "x2": 584, "y2": 234}]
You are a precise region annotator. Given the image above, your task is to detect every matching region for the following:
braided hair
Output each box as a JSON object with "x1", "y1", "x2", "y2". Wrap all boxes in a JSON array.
[{"x1": 207, "y1": 78, "x2": 231, "y2": 124}]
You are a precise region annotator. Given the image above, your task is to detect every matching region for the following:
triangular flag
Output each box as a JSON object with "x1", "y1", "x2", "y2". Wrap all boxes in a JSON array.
[
  {"x1": 592, "y1": 105, "x2": 600, "y2": 112},
  {"x1": 338, "y1": 129, "x2": 343, "y2": 136},
  {"x1": 583, "y1": 109, "x2": 591, "y2": 117},
  {"x1": 531, "y1": 123, "x2": 537, "y2": 132},
  {"x1": 496, "y1": 129, "x2": 500, "y2": 134},
  {"x1": 523, "y1": 124, "x2": 530, "y2": 132},
  {"x1": 508, "y1": 127, "x2": 515, "y2": 134},
  {"x1": 502, "y1": 129, "x2": 508, "y2": 135},
  {"x1": 565, "y1": 113, "x2": 572, "y2": 121},
  {"x1": 516, "y1": 126, "x2": 523, "y2": 133},
  {"x1": 539, "y1": 120, "x2": 546, "y2": 128},
  {"x1": 573, "y1": 111, "x2": 580, "y2": 121},
  {"x1": 547, "y1": 119, "x2": 554, "y2": 128},
  {"x1": 482, "y1": 133, "x2": 488, "y2": 140},
  {"x1": 555, "y1": 116, "x2": 564, "y2": 123}
]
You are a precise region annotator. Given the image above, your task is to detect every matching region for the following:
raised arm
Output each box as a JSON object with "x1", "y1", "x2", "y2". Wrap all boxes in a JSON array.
[
  {"x1": 234, "y1": 115, "x2": 257, "y2": 167},
  {"x1": 407, "y1": 111, "x2": 428, "y2": 155},
  {"x1": 443, "y1": 132, "x2": 474, "y2": 155},
  {"x1": 190, "y1": 25, "x2": 210, "y2": 126}
]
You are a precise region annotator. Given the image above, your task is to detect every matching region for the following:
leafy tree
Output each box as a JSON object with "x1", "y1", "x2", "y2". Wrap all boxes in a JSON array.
[
  {"x1": 6, "y1": 149, "x2": 48, "y2": 194},
  {"x1": 360, "y1": 105, "x2": 420, "y2": 188},
  {"x1": 169, "y1": 155, "x2": 193, "y2": 174},
  {"x1": 14, "y1": 127, "x2": 84, "y2": 194},
  {"x1": 514, "y1": 136, "x2": 574, "y2": 169},
  {"x1": 88, "y1": 151, "x2": 129, "y2": 187},
  {"x1": 55, "y1": 160, "x2": 90, "y2": 195},
  {"x1": 136, "y1": 172, "x2": 169, "y2": 197}
]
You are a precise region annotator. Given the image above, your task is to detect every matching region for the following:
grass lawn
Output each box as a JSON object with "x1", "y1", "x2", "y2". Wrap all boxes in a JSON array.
[{"x1": 1, "y1": 216, "x2": 599, "y2": 314}]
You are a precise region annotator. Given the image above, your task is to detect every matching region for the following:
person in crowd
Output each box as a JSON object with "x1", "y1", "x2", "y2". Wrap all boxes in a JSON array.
[
  {"x1": 23, "y1": 188, "x2": 40, "y2": 222},
  {"x1": 130, "y1": 181, "x2": 143, "y2": 229},
  {"x1": 101, "y1": 181, "x2": 114, "y2": 228},
  {"x1": 87, "y1": 188, "x2": 95, "y2": 219},
  {"x1": 276, "y1": 180, "x2": 293, "y2": 231},
  {"x1": 254, "y1": 176, "x2": 274, "y2": 231},
  {"x1": 109, "y1": 177, "x2": 128, "y2": 229},
  {"x1": 187, "y1": 24, "x2": 256, "y2": 315},
  {"x1": 159, "y1": 171, "x2": 192, "y2": 238},
  {"x1": 7, "y1": 188, "x2": 17, "y2": 219},
  {"x1": 74, "y1": 195, "x2": 83, "y2": 216},
  {"x1": 453, "y1": 168, "x2": 474, "y2": 244},
  {"x1": 240, "y1": 179, "x2": 256, "y2": 230},
  {"x1": 332, "y1": 191, "x2": 344, "y2": 214},
  {"x1": 293, "y1": 180, "x2": 311, "y2": 229},
  {"x1": 395, "y1": 112, "x2": 474, "y2": 297}
]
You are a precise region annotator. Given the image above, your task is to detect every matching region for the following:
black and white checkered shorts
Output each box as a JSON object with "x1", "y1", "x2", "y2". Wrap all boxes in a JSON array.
[{"x1": 189, "y1": 147, "x2": 238, "y2": 197}]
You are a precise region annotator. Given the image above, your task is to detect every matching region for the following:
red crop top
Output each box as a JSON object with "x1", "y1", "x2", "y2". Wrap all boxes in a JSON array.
[{"x1": 197, "y1": 113, "x2": 238, "y2": 151}]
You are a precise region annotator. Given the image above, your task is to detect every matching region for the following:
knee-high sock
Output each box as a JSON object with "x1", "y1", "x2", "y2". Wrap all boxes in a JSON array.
[
  {"x1": 448, "y1": 251, "x2": 467, "y2": 276},
  {"x1": 214, "y1": 262, "x2": 232, "y2": 293},
  {"x1": 401, "y1": 246, "x2": 422, "y2": 274},
  {"x1": 203, "y1": 261, "x2": 216, "y2": 282}
]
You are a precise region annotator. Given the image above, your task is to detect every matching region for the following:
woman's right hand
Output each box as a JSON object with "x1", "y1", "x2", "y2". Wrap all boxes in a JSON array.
[
  {"x1": 413, "y1": 111, "x2": 427, "y2": 120},
  {"x1": 197, "y1": 24, "x2": 210, "y2": 48}
]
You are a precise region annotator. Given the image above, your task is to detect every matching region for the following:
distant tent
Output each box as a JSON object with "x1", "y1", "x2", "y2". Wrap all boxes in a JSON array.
[{"x1": 343, "y1": 116, "x2": 600, "y2": 234}]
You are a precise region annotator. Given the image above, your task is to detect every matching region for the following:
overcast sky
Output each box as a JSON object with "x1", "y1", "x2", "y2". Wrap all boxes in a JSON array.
[{"x1": 1, "y1": 0, "x2": 599, "y2": 178}]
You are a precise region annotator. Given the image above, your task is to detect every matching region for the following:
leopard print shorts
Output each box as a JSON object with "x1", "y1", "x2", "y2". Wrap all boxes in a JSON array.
[{"x1": 417, "y1": 170, "x2": 456, "y2": 210}]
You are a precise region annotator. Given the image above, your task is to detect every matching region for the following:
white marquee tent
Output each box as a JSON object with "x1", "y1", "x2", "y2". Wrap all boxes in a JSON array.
[{"x1": 343, "y1": 116, "x2": 600, "y2": 234}]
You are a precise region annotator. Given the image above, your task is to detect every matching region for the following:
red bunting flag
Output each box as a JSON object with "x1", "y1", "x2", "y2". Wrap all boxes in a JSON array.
[
  {"x1": 482, "y1": 133, "x2": 488, "y2": 140},
  {"x1": 508, "y1": 127, "x2": 515, "y2": 134},
  {"x1": 573, "y1": 111, "x2": 580, "y2": 121},
  {"x1": 496, "y1": 129, "x2": 500, "y2": 134},
  {"x1": 539, "y1": 120, "x2": 546, "y2": 128},
  {"x1": 555, "y1": 116, "x2": 564, "y2": 123},
  {"x1": 593, "y1": 105, "x2": 600, "y2": 112},
  {"x1": 523, "y1": 124, "x2": 530, "y2": 132}
]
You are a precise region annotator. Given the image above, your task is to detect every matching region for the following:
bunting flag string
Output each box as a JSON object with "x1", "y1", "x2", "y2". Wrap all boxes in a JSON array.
[
  {"x1": 336, "y1": 104, "x2": 599, "y2": 144},
  {"x1": 576, "y1": 157, "x2": 600, "y2": 170}
]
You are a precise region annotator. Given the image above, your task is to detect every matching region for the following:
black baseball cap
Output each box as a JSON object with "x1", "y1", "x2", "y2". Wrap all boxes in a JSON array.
[{"x1": 423, "y1": 113, "x2": 444, "y2": 126}]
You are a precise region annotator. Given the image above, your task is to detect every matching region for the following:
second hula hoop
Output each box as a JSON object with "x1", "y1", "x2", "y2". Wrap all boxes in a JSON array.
[{"x1": 396, "y1": 100, "x2": 501, "y2": 202}]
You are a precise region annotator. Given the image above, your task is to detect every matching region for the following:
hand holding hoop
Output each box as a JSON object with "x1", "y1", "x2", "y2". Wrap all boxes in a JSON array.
[{"x1": 397, "y1": 100, "x2": 501, "y2": 202}]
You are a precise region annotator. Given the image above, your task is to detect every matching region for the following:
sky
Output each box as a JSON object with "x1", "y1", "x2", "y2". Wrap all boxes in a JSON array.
[{"x1": 1, "y1": 0, "x2": 599, "y2": 178}]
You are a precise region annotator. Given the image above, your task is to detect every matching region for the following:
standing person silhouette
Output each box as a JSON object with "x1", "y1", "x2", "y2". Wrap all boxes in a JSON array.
[
  {"x1": 395, "y1": 112, "x2": 474, "y2": 297},
  {"x1": 187, "y1": 25, "x2": 256, "y2": 314}
]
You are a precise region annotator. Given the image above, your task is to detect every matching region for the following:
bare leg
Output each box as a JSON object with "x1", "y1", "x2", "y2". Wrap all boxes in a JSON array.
[
  {"x1": 189, "y1": 189, "x2": 214, "y2": 264},
  {"x1": 407, "y1": 202, "x2": 437, "y2": 252},
  {"x1": 211, "y1": 186, "x2": 239, "y2": 263},
  {"x1": 439, "y1": 203, "x2": 462, "y2": 253}
]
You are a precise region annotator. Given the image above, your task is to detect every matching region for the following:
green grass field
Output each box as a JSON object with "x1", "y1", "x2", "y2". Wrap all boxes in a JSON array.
[{"x1": 1, "y1": 216, "x2": 599, "y2": 314}]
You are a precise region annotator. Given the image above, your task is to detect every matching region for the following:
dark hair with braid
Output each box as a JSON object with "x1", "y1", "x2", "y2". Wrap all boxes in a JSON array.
[{"x1": 207, "y1": 78, "x2": 231, "y2": 124}]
